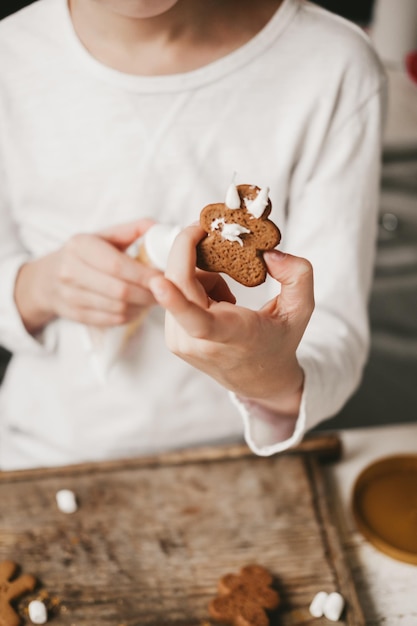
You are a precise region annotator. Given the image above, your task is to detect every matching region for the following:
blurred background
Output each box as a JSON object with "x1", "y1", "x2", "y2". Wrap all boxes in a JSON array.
[{"x1": 0, "y1": 0, "x2": 416, "y2": 430}]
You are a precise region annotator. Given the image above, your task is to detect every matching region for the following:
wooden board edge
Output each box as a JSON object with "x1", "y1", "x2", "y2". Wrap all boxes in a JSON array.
[
  {"x1": 305, "y1": 455, "x2": 366, "y2": 626},
  {"x1": 0, "y1": 433, "x2": 341, "y2": 483}
]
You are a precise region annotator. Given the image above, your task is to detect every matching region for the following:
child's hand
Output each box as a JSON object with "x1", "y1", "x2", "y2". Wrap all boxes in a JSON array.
[
  {"x1": 15, "y1": 219, "x2": 161, "y2": 333},
  {"x1": 149, "y1": 225, "x2": 314, "y2": 416}
]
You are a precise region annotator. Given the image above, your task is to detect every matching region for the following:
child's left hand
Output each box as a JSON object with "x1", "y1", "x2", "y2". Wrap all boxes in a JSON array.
[{"x1": 149, "y1": 225, "x2": 314, "y2": 416}]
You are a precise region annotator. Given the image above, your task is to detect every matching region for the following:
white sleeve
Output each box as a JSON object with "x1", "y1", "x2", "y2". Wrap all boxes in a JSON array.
[
  {"x1": 235, "y1": 87, "x2": 386, "y2": 456},
  {"x1": 0, "y1": 157, "x2": 55, "y2": 354}
]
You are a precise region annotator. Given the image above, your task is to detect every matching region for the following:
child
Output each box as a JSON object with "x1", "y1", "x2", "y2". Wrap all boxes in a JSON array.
[{"x1": 0, "y1": 0, "x2": 386, "y2": 469}]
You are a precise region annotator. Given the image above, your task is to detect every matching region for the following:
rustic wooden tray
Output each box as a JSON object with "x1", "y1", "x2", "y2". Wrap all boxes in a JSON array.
[{"x1": 0, "y1": 436, "x2": 364, "y2": 626}]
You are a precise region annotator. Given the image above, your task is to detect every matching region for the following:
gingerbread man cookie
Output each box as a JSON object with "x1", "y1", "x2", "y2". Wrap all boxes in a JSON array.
[
  {"x1": 197, "y1": 184, "x2": 281, "y2": 287},
  {"x1": 208, "y1": 564, "x2": 280, "y2": 626},
  {"x1": 0, "y1": 561, "x2": 36, "y2": 626}
]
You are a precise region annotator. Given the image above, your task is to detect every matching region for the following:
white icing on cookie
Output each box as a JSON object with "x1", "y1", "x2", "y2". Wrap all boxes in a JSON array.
[
  {"x1": 225, "y1": 182, "x2": 241, "y2": 209},
  {"x1": 211, "y1": 217, "x2": 226, "y2": 230},
  {"x1": 211, "y1": 218, "x2": 250, "y2": 246},
  {"x1": 244, "y1": 186, "x2": 270, "y2": 218}
]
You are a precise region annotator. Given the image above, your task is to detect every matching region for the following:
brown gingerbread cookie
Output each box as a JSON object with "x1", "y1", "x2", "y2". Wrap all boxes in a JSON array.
[
  {"x1": 196, "y1": 184, "x2": 281, "y2": 287},
  {"x1": 0, "y1": 561, "x2": 36, "y2": 626},
  {"x1": 208, "y1": 564, "x2": 280, "y2": 626}
]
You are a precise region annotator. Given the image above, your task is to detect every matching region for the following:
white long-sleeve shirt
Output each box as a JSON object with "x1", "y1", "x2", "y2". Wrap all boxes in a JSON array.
[{"x1": 0, "y1": 0, "x2": 386, "y2": 469}]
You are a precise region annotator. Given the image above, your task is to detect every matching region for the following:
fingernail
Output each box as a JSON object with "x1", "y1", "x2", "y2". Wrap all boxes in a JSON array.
[{"x1": 265, "y1": 249, "x2": 286, "y2": 261}]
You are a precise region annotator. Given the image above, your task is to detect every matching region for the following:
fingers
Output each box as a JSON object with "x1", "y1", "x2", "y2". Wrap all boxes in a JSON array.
[
  {"x1": 263, "y1": 250, "x2": 314, "y2": 319},
  {"x1": 57, "y1": 303, "x2": 144, "y2": 327},
  {"x1": 165, "y1": 224, "x2": 208, "y2": 306},
  {"x1": 55, "y1": 234, "x2": 158, "y2": 326},
  {"x1": 65, "y1": 233, "x2": 159, "y2": 287},
  {"x1": 198, "y1": 271, "x2": 236, "y2": 304},
  {"x1": 165, "y1": 223, "x2": 205, "y2": 281},
  {"x1": 150, "y1": 275, "x2": 214, "y2": 339},
  {"x1": 61, "y1": 283, "x2": 150, "y2": 316},
  {"x1": 166, "y1": 224, "x2": 236, "y2": 306},
  {"x1": 98, "y1": 218, "x2": 156, "y2": 250},
  {"x1": 58, "y1": 253, "x2": 156, "y2": 307}
]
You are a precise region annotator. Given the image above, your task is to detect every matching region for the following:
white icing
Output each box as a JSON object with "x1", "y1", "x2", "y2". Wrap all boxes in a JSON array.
[
  {"x1": 211, "y1": 218, "x2": 250, "y2": 246},
  {"x1": 56, "y1": 489, "x2": 78, "y2": 514},
  {"x1": 211, "y1": 217, "x2": 225, "y2": 230},
  {"x1": 143, "y1": 223, "x2": 181, "y2": 271},
  {"x1": 28, "y1": 600, "x2": 48, "y2": 625},
  {"x1": 225, "y1": 182, "x2": 241, "y2": 209},
  {"x1": 244, "y1": 186, "x2": 270, "y2": 218}
]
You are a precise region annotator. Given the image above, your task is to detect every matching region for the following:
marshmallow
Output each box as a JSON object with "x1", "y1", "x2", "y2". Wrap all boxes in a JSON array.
[
  {"x1": 323, "y1": 592, "x2": 345, "y2": 622},
  {"x1": 28, "y1": 600, "x2": 48, "y2": 624},
  {"x1": 55, "y1": 489, "x2": 78, "y2": 514},
  {"x1": 309, "y1": 591, "x2": 328, "y2": 618}
]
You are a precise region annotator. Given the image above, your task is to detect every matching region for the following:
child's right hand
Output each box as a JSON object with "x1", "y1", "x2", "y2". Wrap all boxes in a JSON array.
[{"x1": 14, "y1": 219, "x2": 161, "y2": 335}]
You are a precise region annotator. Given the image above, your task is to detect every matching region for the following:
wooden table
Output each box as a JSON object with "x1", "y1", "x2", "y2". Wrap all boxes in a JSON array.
[{"x1": 0, "y1": 435, "x2": 364, "y2": 626}]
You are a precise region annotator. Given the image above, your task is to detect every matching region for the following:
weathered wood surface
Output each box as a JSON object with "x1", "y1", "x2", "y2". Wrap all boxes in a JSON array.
[{"x1": 0, "y1": 438, "x2": 363, "y2": 626}]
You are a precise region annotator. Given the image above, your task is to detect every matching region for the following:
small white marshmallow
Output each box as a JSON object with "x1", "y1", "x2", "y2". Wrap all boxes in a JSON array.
[
  {"x1": 309, "y1": 591, "x2": 328, "y2": 617},
  {"x1": 323, "y1": 592, "x2": 345, "y2": 622},
  {"x1": 28, "y1": 600, "x2": 48, "y2": 624},
  {"x1": 55, "y1": 489, "x2": 78, "y2": 514}
]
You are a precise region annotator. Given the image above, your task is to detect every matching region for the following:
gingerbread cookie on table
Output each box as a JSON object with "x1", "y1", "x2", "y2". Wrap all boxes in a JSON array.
[
  {"x1": 208, "y1": 564, "x2": 280, "y2": 626},
  {"x1": 196, "y1": 182, "x2": 281, "y2": 287},
  {"x1": 0, "y1": 561, "x2": 36, "y2": 626}
]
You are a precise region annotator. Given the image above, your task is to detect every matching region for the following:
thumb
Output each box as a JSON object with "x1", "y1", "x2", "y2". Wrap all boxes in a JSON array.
[
  {"x1": 98, "y1": 218, "x2": 156, "y2": 251},
  {"x1": 263, "y1": 249, "x2": 314, "y2": 317}
]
